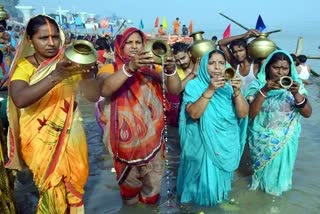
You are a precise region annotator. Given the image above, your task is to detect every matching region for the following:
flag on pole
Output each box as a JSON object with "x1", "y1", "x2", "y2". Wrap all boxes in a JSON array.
[
  {"x1": 162, "y1": 17, "x2": 168, "y2": 31},
  {"x1": 255, "y1": 15, "x2": 266, "y2": 32},
  {"x1": 223, "y1": 24, "x2": 231, "y2": 39},
  {"x1": 154, "y1": 17, "x2": 159, "y2": 28},
  {"x1": 139, "y1": 19, "x2": 144, "y2": 29},
  {"x1": 189, "y1": 20, "x2": 193, "y2": 34},
  {"x1": 110, "y1": 25, "x2": 114, "y2": 34}
]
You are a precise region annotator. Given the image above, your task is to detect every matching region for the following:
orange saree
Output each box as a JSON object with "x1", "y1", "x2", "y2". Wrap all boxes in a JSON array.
[{"x1": 6, "y1": 15, "x2": 88, "y2": 214}]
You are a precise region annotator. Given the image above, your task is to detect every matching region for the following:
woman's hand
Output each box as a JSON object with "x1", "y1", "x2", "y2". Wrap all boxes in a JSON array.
[
  {"x1": 261, "y1": 79, "x2": 281, "y2": 92},
  {"x1": 289, "y1": 81, "x2": 300, "y2": 95},
  {"x1": 230, "y1": 76, "x2": 242, "y2": 92},
  {"x1": 51, "y1": 59, "x2": 94, "y2": 81},
  {"x1": 209, "y1": 75, "x2": 225, "y2": 91},
  {"x1": 127, "y1": 50, "x2": 154, "y2": 72},
  {"x1": 164, "y1": 56, "x2": 176, "y2": 74}
]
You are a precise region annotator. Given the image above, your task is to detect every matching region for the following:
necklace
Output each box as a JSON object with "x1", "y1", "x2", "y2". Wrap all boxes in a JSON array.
[{"x1": 33, "y1": 54, "x2": 41, "y2": 66}]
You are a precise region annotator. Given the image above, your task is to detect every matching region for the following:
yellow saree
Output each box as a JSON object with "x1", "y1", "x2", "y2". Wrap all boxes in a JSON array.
[{"x1": 6, "y1": 15, "x2": 88, "y2": 214}]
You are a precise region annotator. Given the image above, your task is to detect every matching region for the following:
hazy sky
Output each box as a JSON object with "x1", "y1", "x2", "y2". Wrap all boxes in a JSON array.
[{"x1": 19, "y1": 0, "x2": 319, "y2": 32}]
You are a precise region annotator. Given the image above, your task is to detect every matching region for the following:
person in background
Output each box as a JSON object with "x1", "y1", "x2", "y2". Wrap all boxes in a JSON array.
[
  {"x1": 166, "y1": 42, "x2": 199, "y2": 126},
  {"x1": 7, "y1": 14, "x2": 99, "y2": 213},
  {"x1": 211, "y1": 35, "x2": 218, "y2": 45},
  {"x1": 173, "y1": 17, "x2": 180, "y2": 35},
  {"x1": 246, "y1": 50, "x2": 312, "y2": 196},
  {"x1": 0, "y1": 22, "x2": 15, "y2": 81},
  {"x1": 177, "y1": 50, "x2": 248, "y2": 206},
  {"x1": 97, "y1": 27, "x2": 181, "y2": 205},
  {"x1": 182, "y1": 24, "x2": 188, "y2": 36},
  {"x1": 158, "y1": 24, "x2": 166, "y2": 36},
  {"x1": 218, "y1": 29, "x2": 260, "y2": 93},
  {"x1": 297, "y1": 54, "x2": 312, "y2": 85}
]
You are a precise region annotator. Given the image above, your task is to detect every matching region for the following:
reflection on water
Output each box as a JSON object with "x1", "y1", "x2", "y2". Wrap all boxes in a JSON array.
[{"x1": 59, "y1": 76, "x2": 320, "y2": 213}]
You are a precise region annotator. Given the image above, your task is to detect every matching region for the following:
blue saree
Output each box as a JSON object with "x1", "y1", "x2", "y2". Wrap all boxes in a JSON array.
[
  {"x1": 177, "y1": 52, "x2": 247, "y2": 206},
  {"x1": 246, "y1": 50, "x2": 307, "y2": 196}
]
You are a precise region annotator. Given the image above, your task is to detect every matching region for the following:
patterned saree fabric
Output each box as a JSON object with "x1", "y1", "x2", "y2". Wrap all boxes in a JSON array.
[
  {"x1": 246, "y1": 50, "x2": 307, "y2": 196},
  {"x1": 6, "y1": 15, "x2": 88, "y2": 213},
  {"x1": 99, "y1": 27, "x2": 167, "y2": 181}
]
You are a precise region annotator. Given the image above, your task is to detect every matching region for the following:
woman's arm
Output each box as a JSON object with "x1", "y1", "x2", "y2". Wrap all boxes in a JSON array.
[
  {"x1": 187, "y1": 76, "x2": 225, "y2": 120},
  {"x1": 186, "y1": 87, "x2": 215, "y2": 120},
  {"x1": 10, "y1": 60, "x2": 87, "y2": 108},
  {"x1": 233, "y1": 89, "x2": 249, "y2": 118},
  {"x1": 99, "y1": 50, "x2": 155, "y2": 97}
]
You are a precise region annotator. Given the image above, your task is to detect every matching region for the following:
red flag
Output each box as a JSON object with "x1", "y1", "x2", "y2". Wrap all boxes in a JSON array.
[
  {"x1": 223, "y1": 24, "x2": 231, "y2": 39},
  {"x1": 154, "y1": 17, "x2": 159, "y2": 28},
  {"x1": 189, "y1": 20, "x2": 193, "y2": 34}
]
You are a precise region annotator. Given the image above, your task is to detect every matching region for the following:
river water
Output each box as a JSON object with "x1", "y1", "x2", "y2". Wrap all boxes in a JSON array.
[
  {"x1": 77, "y1": 75, "x2": 320, "y2": 214},
  {"x1": 10, "y1": 75, "x2": 320, "y2": 214}
]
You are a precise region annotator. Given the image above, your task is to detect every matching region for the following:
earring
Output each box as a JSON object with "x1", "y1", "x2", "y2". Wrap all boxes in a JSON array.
[{"x1": 30, "y1": 44, "x2": 34, "y2": 48}]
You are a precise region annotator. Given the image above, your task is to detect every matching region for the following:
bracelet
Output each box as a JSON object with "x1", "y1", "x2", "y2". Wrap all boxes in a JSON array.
[
  {"x1": 233, "y1": 90, "x2": 241, "y2": 98},
  {"x1": 259, "y1": 89, "x2": 267, "y2": 98},
  {"x1": 122, "y1": 64, "x2": 133, "y2": 77},
  {"x1": 164, "y1": 68, "x2": 177, "y2": 77},
  {"x1": 201, "y1": 93, "x2": 212, "y2": 100},
  {"x1": 295, "y1": 97, "x2": 307, "y2": 108}
]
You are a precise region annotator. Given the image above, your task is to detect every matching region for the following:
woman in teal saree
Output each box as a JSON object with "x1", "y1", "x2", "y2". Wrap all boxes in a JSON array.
[
  {"x1": 246, "y1": 50, "x2": 312, "y2": 196},
  {"x1": 177, "y1": 50, "x2": 249, "y2": 206}
]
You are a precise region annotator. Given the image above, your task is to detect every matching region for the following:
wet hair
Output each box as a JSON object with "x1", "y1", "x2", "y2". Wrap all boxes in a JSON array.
[
  {"x1": 7, "y1": 26, "x2": 12, "y2": 31},
  {"x1": 229, "y1": 39, "x2": 247, "y2": 51},
  {"x1": 26, "y1": 15, "x2": 59, "y2": 38},
  {"x1": 211, "y1": 35, "x2": 217, "y2": 41},
  {"x1": 95, "y1": 37, "x2": 111, "y2": 51},
  {"x1": 208, "y1": 50, "x2": 226, "y2": 61},
  {"x1": 0, "y1": 20, "x2": 7, "y2": 29},
  {"x1": 298, "y1": 54, "x2": 307, "y2": 63},
  {"x1": 265, "y1": 52, "x2": 292, "y2": 80},
  {"x1": 290, "y1": 53, "x2": 300, "y2": 66},
  {"x1": 171, "y1": 42, "x2": 189, "y2": 55}
]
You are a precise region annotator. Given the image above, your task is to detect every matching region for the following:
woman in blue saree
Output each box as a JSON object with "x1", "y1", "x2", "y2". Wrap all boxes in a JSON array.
[
  {"x1": 246, "y1": 50, "x2": 312, "y2": 196},
  {"x1": 177, "y1": 50, "x2": 249, "y2": 206}
]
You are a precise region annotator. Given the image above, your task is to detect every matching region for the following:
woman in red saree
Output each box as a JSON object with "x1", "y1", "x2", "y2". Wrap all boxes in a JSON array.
[
  {"x1": 6, "y1": 15, "x2": 99, "y2": 213},
  {"x1": 98, "y1": 27, "x2": 181, "y2": 205}
]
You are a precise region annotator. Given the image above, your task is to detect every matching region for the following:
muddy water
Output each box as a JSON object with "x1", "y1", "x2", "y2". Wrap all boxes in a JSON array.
[{"x1": 13, "y1": 76, "x2": 320, "y2": 213}]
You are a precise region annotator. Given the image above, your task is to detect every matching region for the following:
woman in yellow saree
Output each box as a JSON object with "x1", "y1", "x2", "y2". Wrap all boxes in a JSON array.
[{"x1": 6, "y1": 15, "x2": 99, "y2": 213}]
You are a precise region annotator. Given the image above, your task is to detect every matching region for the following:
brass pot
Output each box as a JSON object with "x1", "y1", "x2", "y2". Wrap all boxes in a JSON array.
[
  {"x1": 0, "y1": 4, "x2": 9, "y2": 20},
  {"x1": 279, "y1": 76, "x2": 293, "y2": 89},
  {"x1": 64, "y1": 40, "x2": 97, "y2": 67},
  {"x1": 144, "y1": 39, "x2": 171, "y2": 64},
  {"x1": 188, "y1": 31, "x2": 216, "y2": 59},
  {"x1": 247, "y1": 33, "x2": 277, "y2": 59},
  {"x1": 224, "y1": 67, "x2": 236, "y2": 81}
]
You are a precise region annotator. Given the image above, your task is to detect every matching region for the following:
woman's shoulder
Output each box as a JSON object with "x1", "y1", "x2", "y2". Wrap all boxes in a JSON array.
[
  {"x1": 17, "y1": 57, "x2": 33, "y2": 68},
  {"x1": 98, "y1": 63, "x2": 115, "y2": 75}
]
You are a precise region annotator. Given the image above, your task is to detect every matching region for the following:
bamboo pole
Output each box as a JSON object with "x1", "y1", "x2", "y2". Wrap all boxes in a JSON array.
[{"x1": 295, "y1": 37, "x2": 304, "y2": 56}]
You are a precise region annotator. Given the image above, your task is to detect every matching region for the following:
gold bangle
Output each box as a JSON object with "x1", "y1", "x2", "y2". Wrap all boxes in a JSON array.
[{"x1": 201, "y1": 93, "x2": 211, "y2": 100}]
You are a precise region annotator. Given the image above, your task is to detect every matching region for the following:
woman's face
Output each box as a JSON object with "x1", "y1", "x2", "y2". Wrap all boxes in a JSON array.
[
  {"x1": 268, "y1": 59, "x2": 290, "y2": 81},
  {"x1": 29, "y1": 23, "x2": 60, "y2": 59},
  {"x1": 123, "y1": 32, "x2": 144, "y2": 58},
  {"x1": 207, "y1": 52, "x2": 226, "y2": 78}
]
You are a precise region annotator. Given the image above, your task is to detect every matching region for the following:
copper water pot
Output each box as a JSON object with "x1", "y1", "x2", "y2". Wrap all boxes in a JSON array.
[
  {"x1": 188, "y1": 31, "x2": 216, "y2": 59},
  {"x1": 144, "y1": 39, "x2": 172, "y2": 64},
  {"x1": 247, "y1": 33, "x2": 277, "y2": 59}
]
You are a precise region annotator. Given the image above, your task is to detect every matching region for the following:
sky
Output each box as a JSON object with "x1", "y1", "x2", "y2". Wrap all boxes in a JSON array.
[{"x1": 19, "y1": 0, "x2": 320, "y2": 33}]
